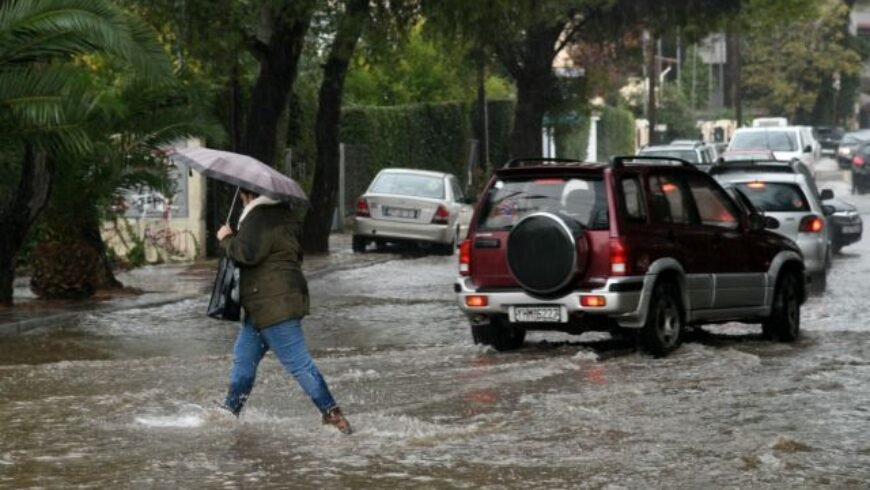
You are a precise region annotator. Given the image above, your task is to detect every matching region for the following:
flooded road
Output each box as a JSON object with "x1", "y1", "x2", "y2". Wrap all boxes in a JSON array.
[{"x1": 3, "y1": 176, "x2": 870, "y2": 488}]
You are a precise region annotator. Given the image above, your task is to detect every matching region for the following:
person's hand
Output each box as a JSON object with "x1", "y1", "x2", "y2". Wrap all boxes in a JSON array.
[{"x1": 217, "y1": 224, "x2": 233, "y2": 241}]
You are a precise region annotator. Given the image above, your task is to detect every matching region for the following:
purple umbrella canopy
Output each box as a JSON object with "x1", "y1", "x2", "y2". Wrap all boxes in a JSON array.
[{"x1": 169, "y1": 147, "x2": 307, "y2": 205}]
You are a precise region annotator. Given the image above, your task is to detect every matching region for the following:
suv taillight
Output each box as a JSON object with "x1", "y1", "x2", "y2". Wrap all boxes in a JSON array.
[
  {"x1": 610, "y1": 238, "x2": 628, "y2": 276},
  {"x1": 432, "y1": 205, "x2": 450, "y2": 224},
  {"x1": 853, "y1": 155, "x2": 865, "y2": 167},
  {"x1": 799, "y1": 215, "x2": 824, "y2": 233},
  {"x1": 356, "y1": 197, "x2": 370, "y2": 217},
  {"x1": 459, "y1": 239, "x2": 471, "y2": 275}
]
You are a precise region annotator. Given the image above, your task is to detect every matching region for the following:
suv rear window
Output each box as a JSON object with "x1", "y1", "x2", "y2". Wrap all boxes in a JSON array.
[
  {"x1": 369, "y1": 172, "x2": 445, "y2": 199},
  {"x1": 734, "y1": 182, "x2": 809, "y2": 212},
  {"x1": 731, "y1": 130, "x2": 798, "y2": 151},
  {"x1": 477, "y1": 176, "x2": 608, "y2": 230}
]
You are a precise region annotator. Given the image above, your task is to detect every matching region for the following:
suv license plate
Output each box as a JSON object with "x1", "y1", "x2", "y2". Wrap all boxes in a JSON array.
[
  {"x1": 513, "y1": 306, "x2": 564, "y2": 323},
  {"x1": 842, "y1": 225, "x2": 861, "y2": 234}
]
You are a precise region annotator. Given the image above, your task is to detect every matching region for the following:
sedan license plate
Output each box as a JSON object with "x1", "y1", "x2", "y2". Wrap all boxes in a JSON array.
[
  {"x1": 842, "y1": 225, "x2": 861, "y2": 234},
  {"x1": 513, "y1": 306, "x2": 564, "y2": 323},
  {"x1": 383, "y1": 206, "x2": 418, "y2": 219}
]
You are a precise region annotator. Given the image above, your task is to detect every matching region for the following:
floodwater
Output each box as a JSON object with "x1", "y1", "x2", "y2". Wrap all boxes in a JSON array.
[{"x1": 2, "y1": 170, "x2": 870, "y2": 489}]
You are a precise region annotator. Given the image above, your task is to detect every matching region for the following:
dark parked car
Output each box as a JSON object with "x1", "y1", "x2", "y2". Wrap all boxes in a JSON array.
[
  {"x1": 637, "y1": 140, "x2": 718, "y2": 172},
  {"x1": 815, "y1": 126, "x2": 844, "y2": 157},
  {"x1": 848, "y1": 141, "x2": 870, "y2": 194},
  {"x1": 836, "y1": 129, "x2": 870, "y2": 169},
  {"x1": 823, "y1": 197, "x2": 863, "y2": 253},
  {"x1": 455, "y1": 156, "x2": 807, "y2": 356}
]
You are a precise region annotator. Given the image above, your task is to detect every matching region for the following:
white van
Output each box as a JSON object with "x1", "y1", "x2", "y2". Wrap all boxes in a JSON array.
[
  {"x1": 751, "y1": 117, "x2": 788, "y2": 128},
  {"x1": 727, "y1": 126, "x2": 820, "y2": 174}
]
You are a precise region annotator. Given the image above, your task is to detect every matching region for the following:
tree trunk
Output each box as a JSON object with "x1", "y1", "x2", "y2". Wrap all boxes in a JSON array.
[
  {"x1": 79, "y1": 206, "x2": 123, "y2": 291},
  {"x1": 646, "y1": 33, "x2": 658, "y2": 145},
  {"x1": 476, "y1": 49, "x2": 490, "y2": 177},
  {"x1": 0, "y1": 147, "x2": 54, "y2": 306},
  {"x1": 303, "y1": 0, "x2": 369, "y2": 253},
  {"x1": 239, "y1": 3, "x2": 314, "y2": 167},
  {"x1": 497, "y1": 23, "x2": 564, "y2": 159},
  {"x1": 727, "y1": 30, "x2": 742, "y2": 127},
  {"x1": 510, "y1": 78, "x2": 549, "y2": 158}
]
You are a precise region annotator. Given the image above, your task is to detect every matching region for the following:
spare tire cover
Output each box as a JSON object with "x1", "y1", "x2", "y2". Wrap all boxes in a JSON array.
[{"x1": 506, "y1": 212, "x2": 588, "y2": 295}]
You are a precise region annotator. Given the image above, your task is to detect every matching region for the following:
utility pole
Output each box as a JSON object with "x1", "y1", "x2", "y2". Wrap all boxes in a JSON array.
[{"x1": 646, "y1": 30, "x2": 658, "y2": 145}]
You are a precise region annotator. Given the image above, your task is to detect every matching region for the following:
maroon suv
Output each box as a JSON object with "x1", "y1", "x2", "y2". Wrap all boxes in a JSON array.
[{"x1": 455, "y1": 157, "x2": 806, "y2": 356}]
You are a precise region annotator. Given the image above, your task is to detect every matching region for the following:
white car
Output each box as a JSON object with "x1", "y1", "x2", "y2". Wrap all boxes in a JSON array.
[
  {"x1": 727, "y1": 126, "x2": 819, "y2": 174},
  {"x1": 352, "y1": 168, "x2": 474, "y2": 254},
  {"x1": 713, "y1": 163, "x2": 833, "y2": 293}
]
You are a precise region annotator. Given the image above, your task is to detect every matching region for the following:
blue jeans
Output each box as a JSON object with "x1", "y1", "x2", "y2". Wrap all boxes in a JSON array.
[{"x1": 224, "y1": 317, "x2": 337, "y2": 415}]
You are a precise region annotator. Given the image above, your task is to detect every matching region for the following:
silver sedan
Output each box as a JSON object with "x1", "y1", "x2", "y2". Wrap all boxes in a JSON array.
[{"x1": 352, "y1": 168, "x2": 474, "y2": 255}]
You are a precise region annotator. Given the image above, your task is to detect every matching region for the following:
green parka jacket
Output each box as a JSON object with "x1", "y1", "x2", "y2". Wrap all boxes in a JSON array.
[{"x1": 219, "y1": 202, "x2": 309, "y2": 329}]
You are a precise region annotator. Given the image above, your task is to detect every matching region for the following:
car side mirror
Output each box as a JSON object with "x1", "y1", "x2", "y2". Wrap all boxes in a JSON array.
[
  {"x1": 822, "y1": 204, "x2": 835, "y2": 216},
  {"x1": 748, "y1": 213, "x2": 766, "y2": 232},
  {"x1": 804, "y1": 145, "x2": 813, "y2": 153},
  {"x1": 764, "y1": 216, "x2": 780, "y2": 229},
  {"x1": 820, "y1": 189, "x2": 834, "y2": 200}
]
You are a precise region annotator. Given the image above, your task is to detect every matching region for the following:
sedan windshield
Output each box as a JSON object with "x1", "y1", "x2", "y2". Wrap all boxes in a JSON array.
[
  {"x1": 370, "y1": 172, "x2": 445, "y2": 199},
  {"x1": 734, "y1": 182, "x2": 810, "y2": 212},
  {"x1": 731, "y1": 130, "x2": 798, "y2": 152},
  {"x1": 478, "y1": 177, "x2": 608, "y2": 230}
]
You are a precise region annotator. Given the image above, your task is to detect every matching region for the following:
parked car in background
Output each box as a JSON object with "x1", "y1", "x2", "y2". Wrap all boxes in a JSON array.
[
  {"x1": 712, "y1": 162, "x2": 833, "y2": 293},
  {"x1": 637, "y1": 140, "x2": 718, "y2": 172},
  {"x1": 814, "y1": 126, "x2": 844, "y2": 156},
  {"x1": 836, "y1": 129, "x2": 870, "y2": 169},
  {"x1": 352, "y1": 168, "x2": 474, "y2": 254},
  {"x1": 455, "y1": 156, "x2": 806, "y2": 356},
  {"x1": 727, "y1": 126, "x2": 819, "y2": 174},
  {"x1": 821, "y1": 197, "x2": 863, "y2": 253},
  {"x1": 848, "y1": 141, "x2": 870, "y2": 194}
]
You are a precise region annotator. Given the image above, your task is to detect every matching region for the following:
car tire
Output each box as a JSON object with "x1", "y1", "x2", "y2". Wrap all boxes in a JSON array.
[
  {"x1": 810, "y1": 269, "x2": 827, "y2": 295},
  {"x1": 351, "y1": 235, "x2": 367, "y2": 253},
  {"x1": 437, "y1": 228, "x2": 458, "y2": 256},
  {"x1": 472, "y1": 318, "x2": 525, "y2": 352},
  {"x1": 640, "y1": 281, "x2": 683, "y2": 357},
  {"x1": 762, "y1": 271, "x2": 801, "y2": 342}
]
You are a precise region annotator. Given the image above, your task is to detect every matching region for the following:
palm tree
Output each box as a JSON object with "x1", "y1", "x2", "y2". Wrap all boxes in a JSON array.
[
  {"x1": 0, "y1": 0, "x2": 171, "y2": 305},
  {"x1": 32, "y1": 76, "x2": 223, "y2": 298}
]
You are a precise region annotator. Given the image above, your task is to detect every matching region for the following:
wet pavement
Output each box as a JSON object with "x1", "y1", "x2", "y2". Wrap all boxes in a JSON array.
[{"x1": 2, "y1": 165, "x2": 870, "y2": 488}]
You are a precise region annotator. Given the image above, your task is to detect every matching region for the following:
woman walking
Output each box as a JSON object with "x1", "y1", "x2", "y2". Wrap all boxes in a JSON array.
[{"x1": 216, "y1": 190, "x2": 351, "y2": 434}]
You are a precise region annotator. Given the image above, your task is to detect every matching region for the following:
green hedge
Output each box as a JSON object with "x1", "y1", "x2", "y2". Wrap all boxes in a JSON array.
[{"x1": 597, "y1": 105, "x2": 636, "y2": 162}]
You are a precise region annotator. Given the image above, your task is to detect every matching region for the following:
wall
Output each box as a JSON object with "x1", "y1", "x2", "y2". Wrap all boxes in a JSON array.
[{"x1": 101, "y1": 139, "x2": 207, "y2": 264}]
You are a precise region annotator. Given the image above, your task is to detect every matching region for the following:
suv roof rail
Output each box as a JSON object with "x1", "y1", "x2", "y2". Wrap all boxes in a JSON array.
[
  {"x1": 502, "y1": 157, "x2": 585, "y2": 169},
  {"x1": 610, "y1": 155, "x2": 694, "y2": 169}
]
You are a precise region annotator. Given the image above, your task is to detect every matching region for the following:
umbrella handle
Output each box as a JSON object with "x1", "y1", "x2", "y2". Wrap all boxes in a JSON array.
[{"x1": 225, "y1": 187, "x2": 240, "y2": 227}]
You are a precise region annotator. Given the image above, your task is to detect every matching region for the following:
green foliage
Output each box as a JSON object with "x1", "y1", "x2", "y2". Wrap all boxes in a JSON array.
[
  {"x1": 345, "y1": 22, "x2": 513, "y2": 106},
  {"x1": 658, "y1": 85, "x2": 698, "y2": 141},
  {"x1": 555, "y1": 115, "x2": 591, "y2": 161},
  {"x1": 679, "y1": 45, "x2": 710, "y2": 112},
  {"x1": 597, "y1": 105, "x2": 636, "y2": 161},
  {"x1": 742, "y1": 1, "x2": 861, "y2": 123},
  {"x1": 341, "y1": 101, "x2": 472, "y2": 177}
]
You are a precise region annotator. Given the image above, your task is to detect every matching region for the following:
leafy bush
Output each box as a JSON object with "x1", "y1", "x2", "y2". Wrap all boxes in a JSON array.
[{"x1": 597, "y1": 106, "x2": 636, "y2": 161}]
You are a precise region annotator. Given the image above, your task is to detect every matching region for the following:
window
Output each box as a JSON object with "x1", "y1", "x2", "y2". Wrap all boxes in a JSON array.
[
  {"x1": 477, "y1": 177, "x2": 608, "y2": 230},
  {"x1": 620, "y1": 176, "x2": 646, "y2": 223},
  {"x1": 370, "y1": 172, "x2": 445, "y2": 199},
  {"x1": 449, "y1": 177, "x2": 465, "y2": 202},
  {"x1": 734, "y1": 182, "x2": 810, "y2": 212},
  {"x1": 686, "y1": 174, "x2": 739, "y2": 229},
  {"x1": 637, "y1": 149, "x2": 700, "y2": 163},
  {"x1": 731, "y1": 130, "x2": 798, "y2": 152},
  {"x1": 648, "y1": 174, "x2": 692, "y2": 224}
]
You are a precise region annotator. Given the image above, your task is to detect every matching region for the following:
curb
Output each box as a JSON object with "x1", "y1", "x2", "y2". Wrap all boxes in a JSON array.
[{"x1": 0, "y1": 253, "x2": 399, "y2": 335}]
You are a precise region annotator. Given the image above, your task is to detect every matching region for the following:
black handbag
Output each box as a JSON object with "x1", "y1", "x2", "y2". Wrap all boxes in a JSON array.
[{"x1": 206, "y1": 255, "x2": 241, "y2": 321}]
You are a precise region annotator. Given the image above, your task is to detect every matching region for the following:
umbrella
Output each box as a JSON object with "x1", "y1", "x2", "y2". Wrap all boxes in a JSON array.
[{"x1": 169, "y1": 147, "x2": 307, "y2": 206}]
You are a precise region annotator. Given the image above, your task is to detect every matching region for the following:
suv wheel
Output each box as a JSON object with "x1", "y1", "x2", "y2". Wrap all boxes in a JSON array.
[
  {"x1": 472, "y1": 318, "x2": 526, "y2": 351},
  {"x1": 351, "y1": 235, "x2": 367, "y2": 253},
  {"x1": 640, "y1": 281, "x2": 684, "y2": 356},
  {"x1": 762, "y1": 272, "x2": 800, "y2": 341}
]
